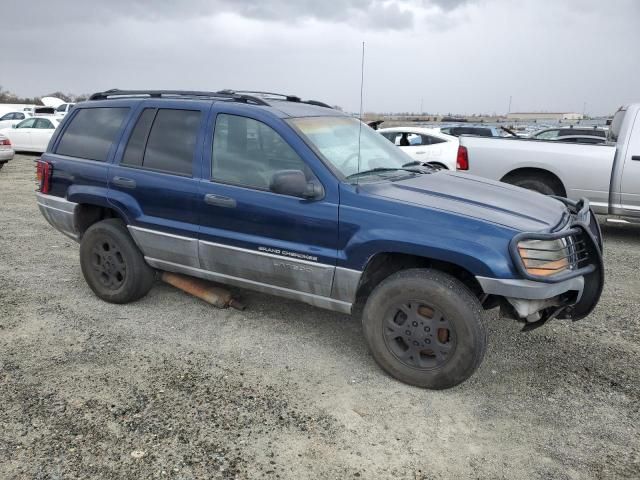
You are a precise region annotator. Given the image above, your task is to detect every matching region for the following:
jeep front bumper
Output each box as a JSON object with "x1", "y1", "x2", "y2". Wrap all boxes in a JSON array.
[{"x1": 477, "y1": 197, "x2": 604, "y2": 324}]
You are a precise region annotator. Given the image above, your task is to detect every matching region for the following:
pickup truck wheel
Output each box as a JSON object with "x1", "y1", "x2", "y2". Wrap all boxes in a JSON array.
[
  {"x1": 80, "y1": 219, "x2": 155, "y2": 304},
  {"x1": 508, "y1": 177, "x2": 558, "y2": 196},
  {"x1": 362, "y1": 269, "x2": 487, "y2": 389}
]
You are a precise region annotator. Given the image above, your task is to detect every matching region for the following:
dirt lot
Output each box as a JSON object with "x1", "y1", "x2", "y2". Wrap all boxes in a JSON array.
[{"x1": 1, "y1": 153, "x2": 639, "y2": 479}]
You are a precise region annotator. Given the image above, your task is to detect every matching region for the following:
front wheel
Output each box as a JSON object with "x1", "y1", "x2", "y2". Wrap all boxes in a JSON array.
[
  {"x1": 362, "y1": 269, "x2": 487, "y2": 389},
  {"x1": 80, "y1": 219, "x2": 155, "y2": 303}
]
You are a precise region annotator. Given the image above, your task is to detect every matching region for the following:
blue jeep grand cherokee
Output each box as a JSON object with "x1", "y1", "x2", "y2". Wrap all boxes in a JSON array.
[{"x1": 36, "y1": 89, "x2": 604, "y2": 389}]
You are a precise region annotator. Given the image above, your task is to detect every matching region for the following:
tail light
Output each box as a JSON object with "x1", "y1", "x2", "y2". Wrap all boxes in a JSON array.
[
  {"x1": 0, "y1": 137, "x2": 10, "y2": 147},
  {"x1": 456, "y1": 145, "x2": 469, "y2": 171},
  {"x1": 36, "y1": 159, "x2": 53, "y2": 194}
]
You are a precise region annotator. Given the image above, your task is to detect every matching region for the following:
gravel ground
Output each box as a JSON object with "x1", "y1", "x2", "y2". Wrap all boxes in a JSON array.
[{"x1": 1, "y1": 154, "x2": 639, "y2": 479}]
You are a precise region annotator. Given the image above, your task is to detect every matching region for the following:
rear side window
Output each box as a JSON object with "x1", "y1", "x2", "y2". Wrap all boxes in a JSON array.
[
  {"x1": 426, "y1": 135, "x2": 446, "y2": 145},
  {"x1": 122, "y1": 108, "x2": 201, "y2": 176},
  {"x1": 608, "y1": 108, "x2": 626, "y2": 142},
  {"x1": 121, "y1": 109, "x2": 156, "y2": 167},
  {"x1": 34, "y1": 118, "x2": 54, "y2": 129},
  {"x1": 56, "y1": 107, "x2": 129, "y2": 161}
]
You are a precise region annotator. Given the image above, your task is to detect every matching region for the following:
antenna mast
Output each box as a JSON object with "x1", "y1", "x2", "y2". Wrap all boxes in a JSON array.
[{"x1": 357, "y1": 41, "x2": 365, "y2": 179}]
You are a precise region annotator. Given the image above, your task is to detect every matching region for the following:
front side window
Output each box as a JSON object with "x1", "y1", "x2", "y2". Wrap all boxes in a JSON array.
[
  {"x1": 17, "y1": 118, "x2": 37, "y2": 129},
  {"x1": 0, "y1": 113, "x2": 13, "y2": 121},
  {"x1": 212, "y1": 114, "x2": 309, "y2": 190},
  {"x1": 289, "y1": 116, "x2": 413, "y2": 181},
  {"x1": 56, "y1": 107, "x2": 129, "y2": 161}
]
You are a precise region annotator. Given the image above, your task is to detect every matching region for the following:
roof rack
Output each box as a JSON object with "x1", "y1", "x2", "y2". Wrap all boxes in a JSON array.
[
  {"x1": 88, "y1": 89, "x2": 269, "y2": 106},
  {"x1": 89, "y1": 89, "x2": 333, "y2": 110},
  {"x1": 218, "y1": 89, "x2": 333, "y2": 109}
]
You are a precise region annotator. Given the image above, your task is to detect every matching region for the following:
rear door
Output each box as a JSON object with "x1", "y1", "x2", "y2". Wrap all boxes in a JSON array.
[
  {"x1": 32, "y1": 118, "x2": 57, "y2": 152},
  {"x1": 108, "y1": 102, "x2": 209, "y2": 268},
  {"x1": 197, "y1": 108, "x2": 340, "y2": 298}
]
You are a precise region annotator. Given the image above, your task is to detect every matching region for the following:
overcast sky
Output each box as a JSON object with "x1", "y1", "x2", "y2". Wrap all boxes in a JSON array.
[{"x1": 3, "y1": 0, "x2": 638, "y2": 115}]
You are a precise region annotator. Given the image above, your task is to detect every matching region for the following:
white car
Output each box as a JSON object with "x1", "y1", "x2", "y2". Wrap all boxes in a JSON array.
[
  {"x1": 55, "y1": 103, "x2": 75, "y2": 117},
  {"x1": 0, "y1": 133, "x2": 15, "y2": 166},
  {"x1": 378, "y1": 127, "x2": 459, "y2": 170},
  {"x1": 0, "y1": 117, "x2": 60, "y2": 153},
  {"x1": 0, "y1": 111, "x2": 32, "y2": 130}
]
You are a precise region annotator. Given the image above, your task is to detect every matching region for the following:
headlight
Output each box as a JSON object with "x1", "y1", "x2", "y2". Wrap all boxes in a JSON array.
[{"x1": 517, "y1": 239, "x2": 570, "y2": 277}]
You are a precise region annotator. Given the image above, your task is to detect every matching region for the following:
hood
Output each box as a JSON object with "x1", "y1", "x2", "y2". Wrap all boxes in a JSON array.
[
  {"x1": 40, "y1": 97, "x2": 65, "y2": 108},
  {"x1": 360, "y1": 171, "x2": 568, "y2": 232}
]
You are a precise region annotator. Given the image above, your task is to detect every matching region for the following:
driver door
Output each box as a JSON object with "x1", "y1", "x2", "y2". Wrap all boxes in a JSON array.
[
  {"x1": 9, "y1": 118, "x2": 36, "y2": 150},
  {"x1": 198, "y1": 109, "x2": 340, "y2": 298}
]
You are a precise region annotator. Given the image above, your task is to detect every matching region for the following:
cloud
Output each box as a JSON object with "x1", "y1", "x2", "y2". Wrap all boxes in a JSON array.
[
  {"x1": 6, "y1": 0, "x2": 472, "y2": 31},
  {"x1": 1, "y1": 0, "x2": 638, "y2": 115}
]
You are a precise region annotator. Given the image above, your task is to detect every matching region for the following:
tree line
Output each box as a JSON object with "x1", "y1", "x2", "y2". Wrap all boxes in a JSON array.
[{"x1": 0, "y1": 86, "x2": 89, "y2": 104}]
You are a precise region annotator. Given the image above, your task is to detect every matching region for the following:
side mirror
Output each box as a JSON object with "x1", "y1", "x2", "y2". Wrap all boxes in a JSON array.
[
  {"x1": 270, "y1": 170, "x2": 324, "y2": 199},
  {"x1": 12, "y1": 124, "x2": 17, "y2": 128}
]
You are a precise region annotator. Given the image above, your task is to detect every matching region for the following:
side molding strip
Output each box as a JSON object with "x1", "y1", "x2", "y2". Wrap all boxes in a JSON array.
[
  {"x1": 128, "y1": 226, "x2": 200, "y2": 268},
  {"x1": 145, "y1": 257, "x2": 353, "y2": 314}
]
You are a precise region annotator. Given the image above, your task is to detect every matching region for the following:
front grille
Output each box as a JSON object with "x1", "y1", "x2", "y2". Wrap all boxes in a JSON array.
[{"x1": 565, "y1": 231, "x2": 591, "y2": 271}]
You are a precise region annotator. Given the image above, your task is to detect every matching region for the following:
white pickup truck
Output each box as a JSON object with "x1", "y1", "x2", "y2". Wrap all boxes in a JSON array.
[{"x1": 459, "y1": 104, "x2": 640, "y2": 223}]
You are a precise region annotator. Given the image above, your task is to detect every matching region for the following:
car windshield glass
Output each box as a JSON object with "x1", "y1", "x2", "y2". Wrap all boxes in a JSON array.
[{"x1": 288, "y1": 116, "x2": 414, "y2": 182}]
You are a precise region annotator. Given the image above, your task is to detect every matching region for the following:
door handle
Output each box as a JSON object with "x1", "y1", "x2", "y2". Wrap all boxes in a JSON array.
[
  {"x1": 415, "y1": 151, "x2": 426, "y2": 154},
  {"x1": 204, "y1": 194, "x2": 236, "y2": 208},
  {"x1": 632, "y1": 155, "x2": 640, "y2": 161},
  {"x1": 112, "y1": 176, "x2": 136, "y2": 189}
]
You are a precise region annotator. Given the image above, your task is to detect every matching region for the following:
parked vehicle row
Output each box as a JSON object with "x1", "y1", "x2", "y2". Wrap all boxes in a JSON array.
[{"x1": 36, "y1": 88, "x2": 603, "y2": 389}]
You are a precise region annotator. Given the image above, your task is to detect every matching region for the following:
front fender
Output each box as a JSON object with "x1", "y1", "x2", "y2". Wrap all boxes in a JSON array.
[{"x1": 342, "y1": 232, "x2": 516, "y2": 279}]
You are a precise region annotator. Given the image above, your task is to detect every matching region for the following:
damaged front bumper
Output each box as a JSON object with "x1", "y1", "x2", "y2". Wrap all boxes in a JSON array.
[{"x1": 477, "y1": 197, "x2": 604, "y2": 327}]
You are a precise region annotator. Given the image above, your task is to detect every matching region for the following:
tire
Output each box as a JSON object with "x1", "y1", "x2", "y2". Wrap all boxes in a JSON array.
[
  {"x1": 80, "y1": 219, "x2": 155, "y2": 303},
  {"x1": 427, "y1": 162, "x2": 447, "y2": 170},
  {"x1": 362, "y1": 269, "x2": 487, "y2": 389},
  {"x1": 508, "y1": 176, "x2": 558, "y2": 196}
]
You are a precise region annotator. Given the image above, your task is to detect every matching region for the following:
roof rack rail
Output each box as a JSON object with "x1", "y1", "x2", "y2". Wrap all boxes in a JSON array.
[
  {"x1": 88, "y1": 89, "x2": 269, "y2": 106},
  {"x1": 218, "y1": 89, "x2": 333, "y2": 109}
]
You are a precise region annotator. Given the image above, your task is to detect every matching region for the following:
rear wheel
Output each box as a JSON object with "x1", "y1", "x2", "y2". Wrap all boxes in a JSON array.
[
  {"x1": 80, "y1": 219, "x2": 155, "y2": 303},
  {"x1": 506, "y1": 175, "x2": 562, "y2": 196},
  {"x1": 362, "y1": 269, "x2": 487, "y2": 389}
]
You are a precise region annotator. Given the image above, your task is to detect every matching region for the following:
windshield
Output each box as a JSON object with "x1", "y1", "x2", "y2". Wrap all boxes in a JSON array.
[{"x1": 288, "y1": 116, "x2": 414, "y2": 181}]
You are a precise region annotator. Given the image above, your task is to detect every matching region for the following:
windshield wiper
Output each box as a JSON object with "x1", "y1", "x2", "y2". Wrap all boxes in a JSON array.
[
  {"x1": 346, "y1": 167, "x2": 411, "y2": 180},
  {"x1": 401, "y1": 160, "x2": 422, "y2": 167},
  {"x1": 402, "y1": 161, "x2": 436, "y2": 171}
]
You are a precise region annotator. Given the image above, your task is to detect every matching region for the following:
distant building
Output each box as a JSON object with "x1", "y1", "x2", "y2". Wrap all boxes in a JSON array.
[{"x1": 506, "y1": 112, "x2": 584, "y2": 121}]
